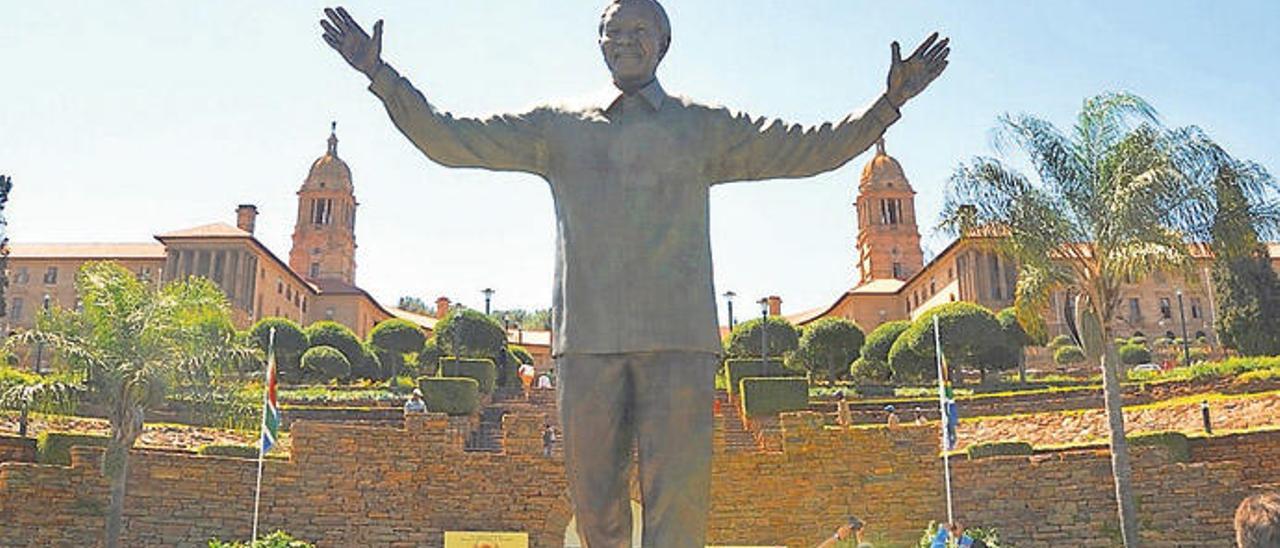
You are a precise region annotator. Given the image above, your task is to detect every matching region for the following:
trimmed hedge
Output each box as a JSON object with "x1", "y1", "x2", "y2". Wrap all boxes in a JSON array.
[
  {"x1": 36, "y1": 432, "x2": 110, "y2": 465},
  {"x1": 439, "y1": 358, "x2": 498, "y2": 395},
  {"x1": 418, "y1": 377, "x2": 480, "y2": 416},
  {"x1": 304, "y1": 321, "x2": 365, "y2": 377},
  {"x1": 1127, "y1": 431, "x2": 1190, "y2": 462},
  {"x1": 1053, "y1": 345, "x2": 1087, "y2": 366},
  {"x1": 300, "y1": 345, "x2": 351, "y2": 382},
  {"x1": 966, "y1": 441, "x2": 1033, "y2": 459},
  {"x1": 1118, "y1": 343, "x2": 1152, "y2": 365},
  {"x1": 197, "y1": 443, "x2": 261, "y2": 459},
  {"x1": 723, "y1": 359, "x2": 800, "y2": 396},
  {"x1": 248, "y1": 317, "x2": 308, "y2": 382},
  {"x1": 739, "y1": 377, "x2": 809, "y2": 418}
]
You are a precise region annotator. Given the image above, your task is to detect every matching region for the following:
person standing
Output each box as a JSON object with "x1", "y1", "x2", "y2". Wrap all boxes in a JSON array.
[
  {"x1": 403, "y1": 388, "x2": 426, "y2": 415},
  {"x1": 319, "y1": 3, "x2": 948, "y2": 544}
]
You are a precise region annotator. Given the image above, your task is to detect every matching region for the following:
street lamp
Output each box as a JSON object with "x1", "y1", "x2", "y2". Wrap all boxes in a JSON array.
[
  {"x1": 722, "y1": 291, "x2": 737, "y2": 329},
  {"x1": 481, "y1": 287, "x2": 495, "y2": 315},
  {"x1": 1176, "y1": 288, "x2": 1191, "y2": 366},
  {"x1": 758, "y1": 298, "x2": 769, "y2": 363}
]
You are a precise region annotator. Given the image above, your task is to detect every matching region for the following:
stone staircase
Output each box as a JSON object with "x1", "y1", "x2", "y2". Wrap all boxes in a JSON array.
[
  {"x1": 715, "y1": 390, "x2": 763, "y2": 452},
  {"x1": 465, "y1": 387, "x2": 560, "y2": 454}
]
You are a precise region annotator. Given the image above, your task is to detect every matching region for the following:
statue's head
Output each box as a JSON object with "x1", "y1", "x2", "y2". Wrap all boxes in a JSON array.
[{"x1": 598, "y1": 0, "x2": 671, "y2": 92}]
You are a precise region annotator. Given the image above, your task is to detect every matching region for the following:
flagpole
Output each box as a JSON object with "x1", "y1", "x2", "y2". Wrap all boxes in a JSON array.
[
  {"x1": 252, "y1": 327, "x2": 275, "y2": 543},
  {"x1": 933, "y1": 316, "x2": 954, "y2": 528}
]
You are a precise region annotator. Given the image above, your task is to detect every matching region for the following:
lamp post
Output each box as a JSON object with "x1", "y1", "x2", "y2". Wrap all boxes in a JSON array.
[
  {"x1": 723, "y1": 291, "x2": 737, "y2": 329},
  {"x1": 34, "y1": 293, "x2": 50, "y2": 374},
  {"x1": 1176, "y1": 288, "x2": 1191, "y2": 366},
  {"x1": 481, "y1": 287, "x2": 495, "y2": 315},
  {"x1": 758, "y1": 298, "x2": 769, "y2": 363}
]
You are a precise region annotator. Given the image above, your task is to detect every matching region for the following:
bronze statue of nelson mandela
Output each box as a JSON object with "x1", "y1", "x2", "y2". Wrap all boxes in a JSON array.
[{"x1": 320, "y1": 2, "x2": 948, "y2": 545}]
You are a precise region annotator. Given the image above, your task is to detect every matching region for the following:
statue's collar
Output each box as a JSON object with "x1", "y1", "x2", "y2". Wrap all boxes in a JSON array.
[{"x1": 604, "y1": 79, "x2": 667, "y2": 114}]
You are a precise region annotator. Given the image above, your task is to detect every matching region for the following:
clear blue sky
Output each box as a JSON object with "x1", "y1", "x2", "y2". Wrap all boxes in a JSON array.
[{"x1": 4, "y1": 1, "x2": 1278, "y2": 317}]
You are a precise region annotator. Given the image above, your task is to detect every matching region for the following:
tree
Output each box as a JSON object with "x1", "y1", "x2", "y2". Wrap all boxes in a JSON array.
[
  {"x1": 491, "y1": 308, "x2": 552, "y2": 331},
  {"x1": 396, "y1": 295, "x2": 432, "y2": 316},
  {"x1": 433, "y1": 309, "x2": 507, "y2": 361},
  {"x1": 5, "y1": 261, "x2": 246, "y2": 548},
  {"x1": 1213, "y1": 255, "x2": 1280, "y2": 355},
  {"x1": 996, "y1": 307, "x2": 1036, "y2": 383},
  {"x1": 368, "y1": 318, "x2": 427, "y2": 379},
  {"x1": 300, "y1": 346, "x2": 350, "y2": 382},
  {"x1": 789, "y1": 317, "x2": 864, "y2": 381},
  {"x1": 724, "y1": 316, "x2": 801, "y2": 360},
  {"x1": 0, "y1": 175, "x2": 11, "y2": 320},
  {"x1": 248, "y1": 317, "x2": 308, "y2": 383},
  {"x1": 887, "y1": 302, "x2": 1004, "y2": 383},
  {"x1": 939, "y1": 92, "x2": 1280, "y2": 546},
  {"x1": 304, "y1": 321, "x2": 369, "y2": 380},
  {"x1": 851, "y1": 320, "x2": 910, "y2": 384}
]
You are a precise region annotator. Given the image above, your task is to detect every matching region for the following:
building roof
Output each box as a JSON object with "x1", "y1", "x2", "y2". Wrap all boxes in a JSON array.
[
  {"x1": 859, "y1": 139, "x2": 908, "y2": 189},
  {"x1": 389, "y1": 307, "x2": 439, "y2": 330},
  {"x1": 851, "y1": 278, "x2": 907, "y2": 294},
  {"x1": 8, "y1": 242, "x2": 167, "y2": 260},
  {"x1": 155, "y1": 222, "x2": 251, "y2": 239}
]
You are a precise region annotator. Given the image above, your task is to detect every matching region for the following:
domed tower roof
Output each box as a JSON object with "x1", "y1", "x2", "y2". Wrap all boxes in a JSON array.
[
  {"x1": 859, "y1": 139, "x2": 909, "y2": 190},
  {"x1": 303, "y1": 122, "x2": 352, "y2": 191}
]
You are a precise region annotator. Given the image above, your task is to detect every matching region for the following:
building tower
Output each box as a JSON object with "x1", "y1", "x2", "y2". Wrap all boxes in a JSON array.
[
  {"x1": 290, "y1": 123, "x2": 358, "y2": 284},
  {"x1": 854, "y1": 139, "x2": 924, "y2": 285}
]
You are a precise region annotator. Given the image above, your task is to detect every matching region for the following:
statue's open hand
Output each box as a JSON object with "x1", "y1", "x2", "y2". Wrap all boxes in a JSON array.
[
  {"x1": 320, "y1": 7, "x2": 382, "y2": 78},
  {"x1": 886, "y1": 32, "x2": 950, "y2": 108}
]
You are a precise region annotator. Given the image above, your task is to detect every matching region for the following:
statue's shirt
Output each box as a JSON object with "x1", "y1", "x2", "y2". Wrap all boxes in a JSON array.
[{"x1": 369, "y1": 65, "x2": 900, "y2": 356}]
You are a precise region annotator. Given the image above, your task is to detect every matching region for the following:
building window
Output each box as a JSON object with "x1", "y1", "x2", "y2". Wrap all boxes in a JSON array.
[
  {"x1": 879, "y1": 199, "x2": 902, "y2": 225},
  {"x1": 1159, "y1": 298, "x2": 1172, "y2": 320},
  {"x1": 10, "y1": 298, "x2": 23, "y2": 321},
  {"x1": 14, "y1": 267, "x2": 28, "y2": 285},
  {"x1": 892, "y1": 262, "x2": 904, "y2": 280},
  {"x1": 310, "y1": 262, "x2": 320, "y2": 278},
  {"x1": 930, "y1": 278, "x2": 937, "y2": 295},
  {"x1": 1128, "y1": 298, "x2": 1141, "y2": 322},
  {"x1": 988, "y1": 255, "x2": 1002, "y2": 300},
  {"x1": 286, "y1": 287, "x2": 292, "y2": 301},
  {"x1": 311, "y1": 198, "x2": 334, "y2": 225},
  {"x1": 139, "y1": 267, "x2": 152, "y2": 282},
  {"x1": 325, "y1": 308, "x2": 335, "y2": 320},
  {"x1": 277, "y1": 278, "x2": 283, "y2": 294},
  {"x1": 302, "y1": 298, "x2": 307, "y2": 313},
  {"x1": 43, "y1": 267, "x2": 58, "y2": 285},
  {"x1": 1190, "y1": 297, "x2": 1202, "y2": 319}
]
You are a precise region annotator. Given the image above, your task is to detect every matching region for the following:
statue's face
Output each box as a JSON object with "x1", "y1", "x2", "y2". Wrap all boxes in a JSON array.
[{"x1": 599, "y1": 2, "x2": 665, "y2": 88}]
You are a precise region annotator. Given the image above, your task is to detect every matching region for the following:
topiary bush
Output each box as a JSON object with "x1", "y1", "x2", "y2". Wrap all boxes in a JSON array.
[
  {"x1": 739, "y1": 377, "x2": 809, "y2": 418},
  {"x1": 1118, "y1": 343, "x2": 1152, "y2": 365},
  {"x1": 1127, "y1": 431, "x2": 1190, "y2": 462},
  {"x1": 300, "y1": 346, "x2": 350, "y2": 383},
  {"x1": 433, "y1": 309, "x2": 507, "y2": 361},
  {"x1": 789, "y1": 317, "x2": 865, "y2": 381},
  {"x1": 723, "y1": 359, "x2": 799, "y2": 397},
  {"x1": 854, "y1": 320, "x2": 911, "y2": 384},
  {"x1": 509, "y1": 345, "x2": 534, "y2": 365},
  {"x1": 304, "y1": 321, "x2": 364, "y2": 379},
  {"x1": 418, "y1": 337, "x2": 443, "y2": 377},
  {"x1": 724, "y1": 316, "x2": 801, "y2": 360},
  {"x1": 1047, "y1": 334, "x2": 1075, "y2": 351},
  {"x1": 1053, "y1": 345, "x2": 1087, "y2": 367},
  {"x1": 209, "y1": 530, "x2": 315, "y2": 548},
  {"x1": 368, "y1": 318, "x2": 426, "y2": 380},
  {"x1": 196, "y1": 443, "x2": 261, "y2": 459},
  {"x1": 1129, "y1": 336, "x2": 1148, "y2": 346},
  {"x1": 417, "y1": 377, "x2": 480, "y2": 415},
  {"x1": 439, "y1": 358, "x2": 498, "y2": 395},
  {"x1": 887, "y1": 302, "x2": 1007, "y2": 383},
  {"x1": 248, "y1": 317, "x2": 308, "y2": 383},
  {"x1": 36, "y1": 431, "x2": 110, "y2": 465},
  {"x1": 966, "y1": 440, "x2": 1034, "y2": 459}
]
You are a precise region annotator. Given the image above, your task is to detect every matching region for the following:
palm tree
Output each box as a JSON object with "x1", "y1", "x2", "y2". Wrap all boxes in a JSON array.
[
  {"x1": 0, "y1": 379, "x2": 80, "y2": 437},
  {"x1": 939, "y1": 92, "x2": 1279, "y2": 546},
  {"x1": 6, "y1": 261, "x2": 248, "y2": 548}
]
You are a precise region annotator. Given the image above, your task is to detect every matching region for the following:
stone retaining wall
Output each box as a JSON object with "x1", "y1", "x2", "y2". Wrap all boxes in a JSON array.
[
  {"x1": 0, "y1": 434, "x2": 35, "y2": 463},
  {"x1": 1, "y1": 413, "x2": 1274, "y2": 547}
]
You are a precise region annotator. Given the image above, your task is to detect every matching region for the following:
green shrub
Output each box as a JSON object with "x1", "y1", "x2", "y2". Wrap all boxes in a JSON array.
[
  {"x1": 36, "y1": 432, "x2": 110, "y2": 465},
  {"x1": 849, "y1": 356, "x2": 892, "y2": 385},
  {"x1": 439, "y1": 358, "x2": 497, "y2": 394},
  {"x1": 368, "y1": 318, "x2": 426, "y2": 379},
  {"x1": 1129, "y1": 336, "x2": 1148, "y2": 346},
  {"x1": 196, "y1": 443, "x2": 260, "y2": 459},
  {"x1": 417, "y1": 377, "x2": 480, "y2": 415},
  {"x1": 723, "y1": 316, "x2": 801, "y2": 359},
  {"x1": 247, "y1": 318, "x2": 308, "y2": 383},
  {"x1": 1236, "y1": 368, "x2": 1280, "y2": 384},
  {"x1": 299, "y1": 346, "x2": 350, "y2": 383},
  {"x1": 509, "y1": 345, "x2": 534, "y2": 365},
  {"x1": 0, "y1": 366, "x2": 42, "y2": 391},
  {"x1": 1127, "y1": 431, "x2": 1189, "y2": 462},
  {"x1": 888, "y1": 302, "x2": 1007, "y2": 382},
  {"x1": 418, "y1": 338, "x2": 443, "y2": 377},
  {"x1": 723, "y1": 359, "x2": 799, "y2": 396},
  {"x1": 739, "y1": 377, "x2": 809, "y2": 418},
  {"x1": 304, "y1": 321, "x2": 364, "y2": 378},
  {"x1": 433, "y1": 309, "x2": 507, "y2": 361},
  {"x1": 1053, "y1": 345, "x2": 1086, "y2": 366},
  {"x1": 966, "y1": 441, "x2": 1033, "y2": 459},
  {"x1": 208, "y1": 530, "x2": 315, "y2": 548},
  {"x1": 790, "y1": 317, "x2": 865, "y2": 381},
  {"x1": 1047, "y1": 334, "x2": 1075, "y2": 350},
  {"x1": 1118, "y1": 343, "x2": 1152, "y2": 365}
]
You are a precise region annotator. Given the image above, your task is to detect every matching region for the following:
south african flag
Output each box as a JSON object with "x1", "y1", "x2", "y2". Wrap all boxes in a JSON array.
[{"x1": 260, "y1": 328, "x2": 280, "y2": 454}]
